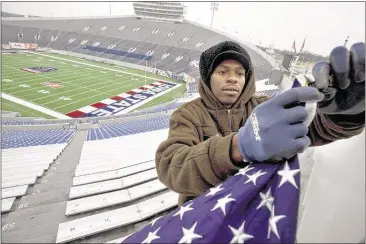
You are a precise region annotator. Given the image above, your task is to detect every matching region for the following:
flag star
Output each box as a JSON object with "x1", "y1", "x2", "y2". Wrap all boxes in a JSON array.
[
  {"x1": 178, "y1": 221, "x2": 203, "y2": 244},
  {"x1": 141, "y1": 227, "x2": 161, "y2": 244},
  {"x1": 277, "y1": 161, "x2": 300, "y2": 189},
  {"x1": 211, "y1": 193, "x2": 236, "y2": 216},
  {"x1": 173, "y1": 202, "x2": 194, "y2": 220},
  {"x1": 150, "y1": 216, "x2": 163, "y2": 227},
  {"x1": 244, "y1": 170, "x2": 267, "y2": 185},
  {"x1": 206, "y1": 183, "x2": 224, "y2": 197},
  {"x1": 267, "y1": 206, "x2": 286, "y2": 239},
  {"x1": 235, "y1": 165, "x2": 255, "y2": 177},
  {"x1": 257, "y1": 187, "x2": 274, "y2": 211},
  {"x1": 228, "y1": 221, "x2": 254, "y2": 243}
]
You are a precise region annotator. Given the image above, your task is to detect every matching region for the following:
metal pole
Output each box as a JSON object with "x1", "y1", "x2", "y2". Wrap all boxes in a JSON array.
[
  {"x1": 210, "y1": 8, "x2": 215, "y2": 28},
  {"x1": 344, "y1": 36, "x2": 349, "y2": 47},
  {"x1": 210, "y1": 2, "x2": 218, "y2": 28},
  {"x1": 144, "y1": 60, "x2": 147, "y2": 86}
]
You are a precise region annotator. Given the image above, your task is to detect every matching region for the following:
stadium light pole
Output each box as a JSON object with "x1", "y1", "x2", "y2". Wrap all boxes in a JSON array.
[
  {"x1": 144, "y1": 60, "x2": 147, "y2": 86},
  {"x1": 344, "y1": 36, "x2": 349, "y2": 47},
  {"x1": 210, "y1": 2, "x2": 219, "y2": 28}
]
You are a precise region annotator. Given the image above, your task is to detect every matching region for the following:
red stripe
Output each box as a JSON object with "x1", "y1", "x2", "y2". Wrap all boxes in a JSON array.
[
  {"x1": 139, "y1": 87, "x2": 148, "y2": 90},
  {"x1": 91, "y1": 102, "x2": 107, "y2": 109},
  {"x1": 126, "y1": 91, "x2": 137, "y2": 95},
  {"x1": 66, "y1": 110, "x2": 85, "y2": 118},
  {"x1": 110, "y1": 96, "x2": 123, "y2": 101}
]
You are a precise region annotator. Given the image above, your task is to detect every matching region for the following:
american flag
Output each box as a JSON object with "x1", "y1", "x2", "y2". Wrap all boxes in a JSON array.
[{"x1": 121, "y1": 79, "x2": 304, "y2": 244}]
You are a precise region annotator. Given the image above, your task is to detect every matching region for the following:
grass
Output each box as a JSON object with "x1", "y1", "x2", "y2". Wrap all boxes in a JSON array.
[
  {"x1": 1, "y1": 52, "x2": 182, "y2": 117},
  {"x1": 1, "y1": 98, "x2": 56, "y2": 119}
]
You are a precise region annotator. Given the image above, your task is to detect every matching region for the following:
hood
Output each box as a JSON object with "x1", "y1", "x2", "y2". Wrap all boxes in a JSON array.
[{"x1": 198, "y1": 69, "x2": 256, "y2": 111}]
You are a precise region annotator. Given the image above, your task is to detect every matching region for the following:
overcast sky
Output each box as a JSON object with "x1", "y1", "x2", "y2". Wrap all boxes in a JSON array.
[{"x1": 2, "y1": 1, "x2": 365, "y2": 56}]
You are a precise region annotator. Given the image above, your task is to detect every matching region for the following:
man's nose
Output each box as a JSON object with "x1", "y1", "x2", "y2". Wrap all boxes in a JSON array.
[{"x1": 227, "y1": 74, "x2": 238, "y2": 83}]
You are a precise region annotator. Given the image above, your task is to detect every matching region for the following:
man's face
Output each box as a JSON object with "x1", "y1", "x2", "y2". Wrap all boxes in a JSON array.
[{"x1": 210, "y1": 59, "x2": 246, "y2": 106}]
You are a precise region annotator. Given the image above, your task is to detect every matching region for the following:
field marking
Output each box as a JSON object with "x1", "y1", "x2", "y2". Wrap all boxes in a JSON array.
[
  {"x1": 1, "y1": 60, "x2": 145, "y2": 99},
  {"x1": 28, "y1": 51, "x2": 170, "y2": 82},
  {"x1": 2, "y1": 54, "x2": 178, "y2": 114},
  {"x1": 1, "y1": 93, "x2": 71, "y2": 119},
  {"x1": 1, "y1": 62, "x2": 139, "y2": 101}
]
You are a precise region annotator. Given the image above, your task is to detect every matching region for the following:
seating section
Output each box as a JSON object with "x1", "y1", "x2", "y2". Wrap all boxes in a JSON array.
[
  {"x1": 254, "y1": 88, "x2": 282, "y2": 97},
  {"x1": 186, "y1": 81, "x2": 198, "y2": 94},
  {"x1": 55, "y1": 129, "x2": 177, "y2": 243},
  {"x1": 2, "y1": 119, "x2": 63, "y2": 125},
  {"x1": 87, "y1": 115, "x2": 170, "y2": 140},
  {"x1": 2, "y1": 16, "x2": 274, "y2": 80},
  {"x1": 1, "y1": 143, "x2": 67, "y2": 213},
  {"x1": 1, "y1": 129, "x2": 75, "y2": 149}
]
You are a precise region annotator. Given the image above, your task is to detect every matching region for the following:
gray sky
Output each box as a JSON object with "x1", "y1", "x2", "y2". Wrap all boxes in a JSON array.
[{"x1": 2, "y1": 1, "x2": 365, "y2": 56}]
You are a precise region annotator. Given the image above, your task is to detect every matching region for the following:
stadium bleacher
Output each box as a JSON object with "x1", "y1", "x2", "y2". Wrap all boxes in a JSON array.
[
  {"x1": 1, "y1": 129, "x2": 76, "y2": 149},
  {"x1": 1, "y1": 16, "x2": 274, "y2": 80},
  {"x1": 87, "y1": 114, "x2": 170, "y2": 140}
]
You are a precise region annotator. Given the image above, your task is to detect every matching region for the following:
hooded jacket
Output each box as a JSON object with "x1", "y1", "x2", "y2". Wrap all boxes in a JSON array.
[{"x1": 155, "y1": 69, "x2": 365, "y2": 206}]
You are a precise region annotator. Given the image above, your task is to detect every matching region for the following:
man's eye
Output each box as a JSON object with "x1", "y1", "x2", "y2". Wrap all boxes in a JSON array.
[
  {"x1": 238, "y1": 73, "x2": 244, "y2": 76},
  {"x1": 218, "y1": 70, "x2": 226, "y2": 74}
]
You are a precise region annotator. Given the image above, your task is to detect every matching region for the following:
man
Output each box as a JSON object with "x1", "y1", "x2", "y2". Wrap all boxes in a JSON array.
[{"x1": 155, "y1": 40, "x2": 365, "y2": 206}]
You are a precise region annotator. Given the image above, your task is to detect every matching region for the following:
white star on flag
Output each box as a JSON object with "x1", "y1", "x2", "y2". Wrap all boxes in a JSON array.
[
  {"x1": 206, "y1": 183, "x2": 224, "y2": 197},
  {"x1": 178, "y1": 221, "x2": 203, "y2": 244},
  {"x1": 141, "y1": 227, "x2": 161, "y2": 244},
  {"x1": 173, "y1": 202, "x2": 194, "y2": 220},
  {"x1": 277, "y1": 161, "x2": 300, "y2": 189},
  {"x1": 228, "y1": 220, "x2": 254, "y2": 243},
  {"x1": 211, "y1": 193, "x2": 236, "y2": 216},
  {"x1": 257, "y1": 187, "x2": 274, "y2": 211},
  {"x1": 149, "y1": 216, "x2": 163, "y2": 227},
  {"x1": 245, "y1": 170, "x2": 267, "y2": 185},
  {"x1": 268, "y1": 206, "x2": 286, "y2": 239},
  {"x1": 235, "y1": 165, "x2": 255, "y2": 177}
]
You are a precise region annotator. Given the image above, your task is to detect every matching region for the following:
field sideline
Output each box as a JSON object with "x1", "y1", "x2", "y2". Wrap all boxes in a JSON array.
[{"x1": 1, "y1": 52, "x2": 187, "y2": 118}]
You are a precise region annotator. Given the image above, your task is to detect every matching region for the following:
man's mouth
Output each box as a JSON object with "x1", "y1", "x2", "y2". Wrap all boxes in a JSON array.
[{"x1": 222, "y1": 86, "x2": 239, "y2": 95}]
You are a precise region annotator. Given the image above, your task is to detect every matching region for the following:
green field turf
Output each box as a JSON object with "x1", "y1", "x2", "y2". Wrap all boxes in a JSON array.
[
  {"x1": 1, "y1": 52, "x2": 186, "y2": 116},
  {"x1": 1, "y1": 98, "x2": 56, "y2": 119}
]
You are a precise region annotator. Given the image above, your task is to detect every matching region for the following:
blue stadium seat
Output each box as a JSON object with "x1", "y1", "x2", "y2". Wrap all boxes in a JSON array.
[
  {"x1": 87, "y1": 115, "x2": 170, "y2": 141},
  {"x1": 1, "y1": 129, "x2": 75, "y2": 149}
]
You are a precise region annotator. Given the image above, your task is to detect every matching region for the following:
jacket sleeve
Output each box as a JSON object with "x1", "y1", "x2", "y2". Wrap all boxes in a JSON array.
[
  {"x1": 308, "y1": 110, "x2": 365, "y2": 146},
  {"x1": 155, "y1": 109, "x2": 241, "y2": 197}
]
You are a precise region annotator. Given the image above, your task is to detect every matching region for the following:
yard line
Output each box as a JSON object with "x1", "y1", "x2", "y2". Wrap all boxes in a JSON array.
[
  {"x1": 1, "y1": 63, "x2": 138, "y2": 99},
  {"x1": 29, "y1": 72, "x2": 140, "y2": 102},
  {"x1": 29, "y1": 51, "x2": 167, "y2": 82},
  {"x1": 2, "y1": 59, "x2": 146, "y2": 91},
  {"x1": 42, "y1": 79, "x2": 141, "y2": 107},
  {"x1": 51, "y1": 80, "x2": 145, "y2": 109}
]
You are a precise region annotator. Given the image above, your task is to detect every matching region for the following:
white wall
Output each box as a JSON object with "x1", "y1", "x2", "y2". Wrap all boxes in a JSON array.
[{"x1": 297, "y1": 131, "x2": 365, "y2": 243}]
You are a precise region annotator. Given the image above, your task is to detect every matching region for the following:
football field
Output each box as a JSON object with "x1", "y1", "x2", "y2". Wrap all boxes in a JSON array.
[{"x1": 1, "y1": 52, "x2": 186, "y2": 118}]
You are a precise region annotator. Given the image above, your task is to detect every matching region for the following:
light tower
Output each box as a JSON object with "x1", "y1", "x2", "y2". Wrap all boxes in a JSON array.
[
  {"x1": 344, "y1": 36, "x2": 350, "y2": 47},
  {"x1": 210, "y1": 2, "x2": 219, "y2": 28}
]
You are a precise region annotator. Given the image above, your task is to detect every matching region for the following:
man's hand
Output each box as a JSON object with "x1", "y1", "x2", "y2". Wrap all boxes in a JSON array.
[
  {"x1": 233, "y1": 87, "x2": 324, "y2": 163},
  {"x1": 309, "y1": 42, "x2": 365, "y2": 115}
]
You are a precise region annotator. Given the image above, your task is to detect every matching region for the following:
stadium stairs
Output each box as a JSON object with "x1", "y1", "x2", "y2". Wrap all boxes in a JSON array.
[{"x1": 1, "y1": 129, "x2": 86, "y2": 242}]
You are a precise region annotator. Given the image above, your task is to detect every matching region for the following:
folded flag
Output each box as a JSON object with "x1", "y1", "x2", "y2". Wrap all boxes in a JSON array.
[{"x1": 121, "y1": 75, "x2": 314, "y2": 244}]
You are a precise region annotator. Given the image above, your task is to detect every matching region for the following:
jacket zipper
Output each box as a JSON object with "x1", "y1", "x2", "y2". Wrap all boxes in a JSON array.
[{"x1": 228, "y1": 109, "x2": 232, "y2": 132}]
